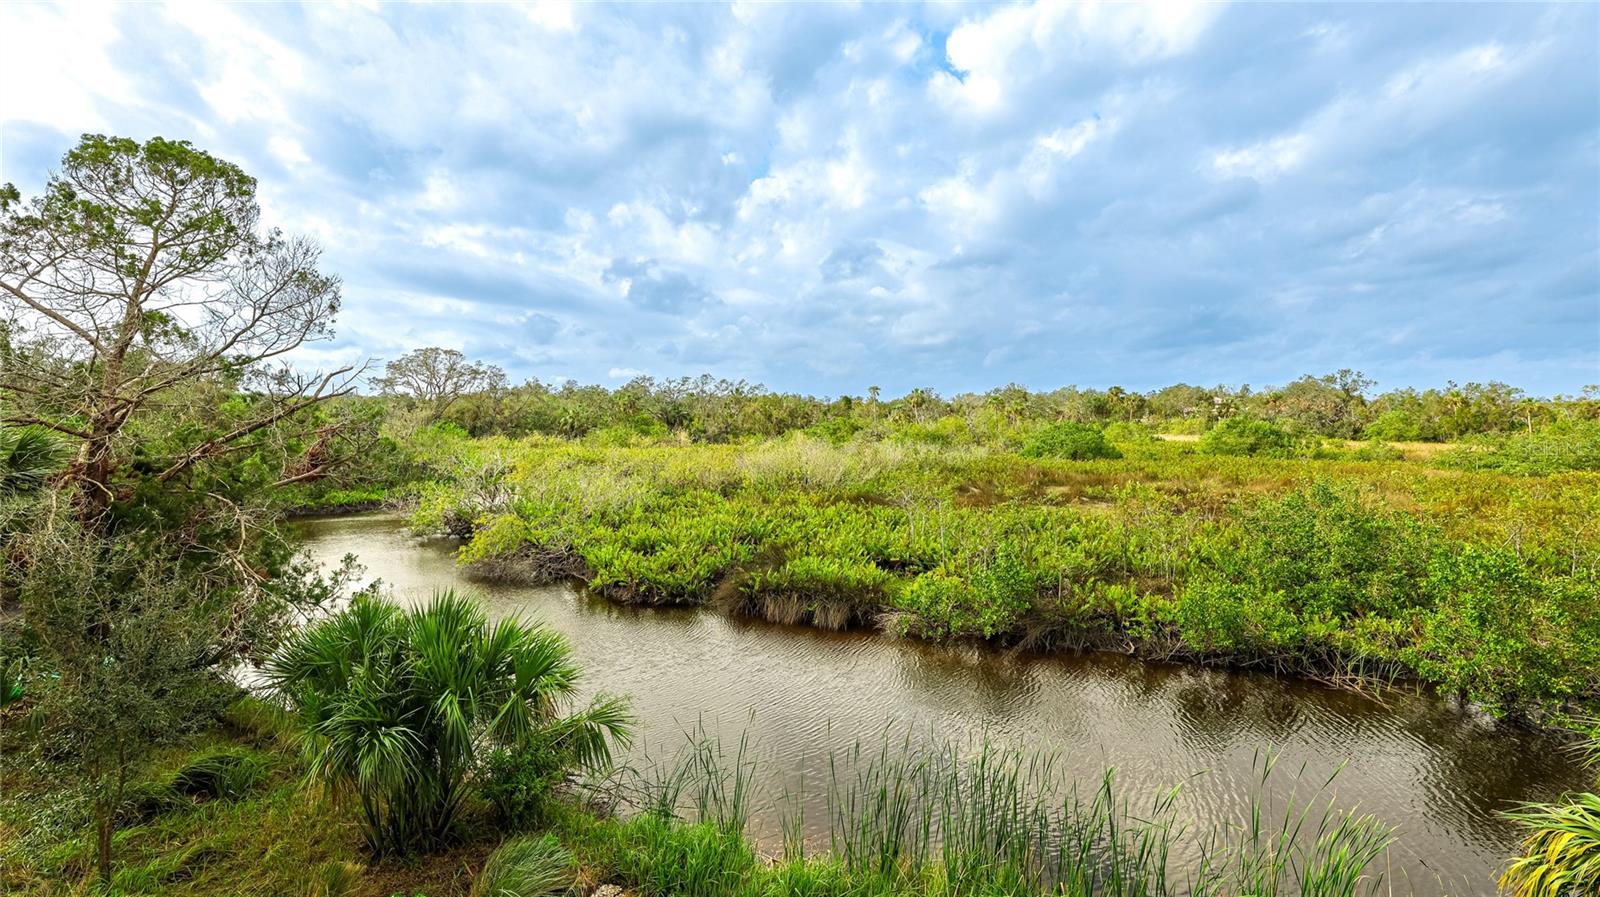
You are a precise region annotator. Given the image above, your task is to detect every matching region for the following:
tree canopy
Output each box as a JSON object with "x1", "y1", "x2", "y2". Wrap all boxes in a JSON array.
[{"x1": 0, "y1": 134, "x2": 358, "y2": 521}]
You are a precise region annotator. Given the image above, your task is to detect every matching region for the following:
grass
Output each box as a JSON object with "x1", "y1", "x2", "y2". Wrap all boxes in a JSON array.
[
  {"x1": 409, "y1": 431, "x2": 1599, "y2": 723},
  {"x1": 471, "y1": 834, "x2": 575, "y2": 897},
  {"x1": 563, "y1": 730, "x2": 1394, "y2": 897},
  {"x1": 2, "y1": 702, "x2": 1398, "y2": 897}
]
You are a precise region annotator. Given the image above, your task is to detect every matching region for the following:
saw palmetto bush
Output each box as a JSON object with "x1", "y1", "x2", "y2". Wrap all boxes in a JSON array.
[{"x1": 267, "y1": 589, "x2": 632, "y2": 855}]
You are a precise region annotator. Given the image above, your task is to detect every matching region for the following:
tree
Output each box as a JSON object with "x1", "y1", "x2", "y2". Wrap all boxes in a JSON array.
[
  {"x1": 267, "y1": 590, "x2": 632, "y2": 855},
  {"x1": 16, "y1": 505, "x2": 243, "y2": 885},
  {"x1": 0, "y1": 134, "x2": 358, "y2": 523},
  {"x1": 372, "y1": 347, "x2": 506, "y2": 422},
  {"x1": 1197, "y1": 416, "x2": 1300, "y2": 457}
]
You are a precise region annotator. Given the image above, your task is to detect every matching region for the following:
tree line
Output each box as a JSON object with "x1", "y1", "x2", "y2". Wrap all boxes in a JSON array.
[{"x1": 372, "y1": 346, "x2": 1597, "y2": 445}]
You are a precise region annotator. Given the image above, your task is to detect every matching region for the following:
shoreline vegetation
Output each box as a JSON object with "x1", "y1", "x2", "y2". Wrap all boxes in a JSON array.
[
  {"x1": 371, "y1": 422, "x2": 1598, "y2": 730},
  {"x1": 0, "y1": 691, "x2": 1401, "y2": 897}
]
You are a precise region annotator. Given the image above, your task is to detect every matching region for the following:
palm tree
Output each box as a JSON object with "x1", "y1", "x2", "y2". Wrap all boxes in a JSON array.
[
  {"x1": 0, "y1": 425, "x2": 68, "y2": 495},
  {"x1": 267, "y1": 590, "x2": 632, "y2": 855}
]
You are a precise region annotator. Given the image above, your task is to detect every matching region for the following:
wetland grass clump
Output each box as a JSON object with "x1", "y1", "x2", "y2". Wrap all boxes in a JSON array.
[
  {"x1": 580, "y1": 732, "x2": 1394, "y2": 897},
  {"x1": 472, "y1": 834, "x2": 577, "y2": 897}
]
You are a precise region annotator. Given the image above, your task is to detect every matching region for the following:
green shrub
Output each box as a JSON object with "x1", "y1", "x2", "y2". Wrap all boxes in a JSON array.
[
  {"x1": 1408, "y1": 547, "x2": 1600, "y2": 714},
  {"x1": 806, "y1": 415, "x2": 866, "y2": 445},
  {"x1": 114, "y1": 781, "x2": 189, "y2": 826},
  {"x1": 267, "y1": 591, "x2": 633, "y2": 854},
  {"x1": 1020, "y1": 422, "x2": 1121, "y2": 460},
  {"x1": 1102, "y1": 421, "x2": 1156, "y2": 444},
  {"x1": 1348, "y1": 440, "x2": 1404, "y2": 461},
  {"x1": 1441, "y1": 419, "x2": 1600, "y2": 474},
  {"x1": 473, "y1": 834, "x2": 575, "y2": 897},
  {"x1": 589, "y1": 416, "x2": 671, "y2": 447},
  {"x1": 480, "y1": 732, "x2": 570, "y2": 829},
  {"x1": 1364, "y1": 409, "x2": 1427, "y2": 442},
  {"x1": 1197, "y1": 416, "x2": 1298, "y2": 457}
]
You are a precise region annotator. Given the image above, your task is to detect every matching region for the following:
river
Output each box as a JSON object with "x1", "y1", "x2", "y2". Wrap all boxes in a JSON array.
[{"x1": 295, "y1": 513, "x2": 1591, "y2": 896}]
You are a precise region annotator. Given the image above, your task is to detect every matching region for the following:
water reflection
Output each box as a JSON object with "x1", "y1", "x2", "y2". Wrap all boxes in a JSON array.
[{"x1": 292, "y1": 514, "x2": 1590, "y2": 897}]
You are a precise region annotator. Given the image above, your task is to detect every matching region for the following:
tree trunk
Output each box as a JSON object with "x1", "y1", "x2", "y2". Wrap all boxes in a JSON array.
[{"x1": 96, "y1": 806, "x2": 113, "y2": 886}]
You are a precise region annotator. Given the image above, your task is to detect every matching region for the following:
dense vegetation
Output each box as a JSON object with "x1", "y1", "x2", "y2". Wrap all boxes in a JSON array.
[
  {"x1": 375, "y1": 419, "x2": 1599, "y2": 725},
  {"x1": 5, "y1": 136, "x2": 1599, "y2": 895}
]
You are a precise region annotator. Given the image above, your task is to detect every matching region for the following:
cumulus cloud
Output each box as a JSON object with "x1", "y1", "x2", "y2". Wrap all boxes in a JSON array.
[{"x1": 0, "y1": 1, "x2": 1594, "y2": 394}]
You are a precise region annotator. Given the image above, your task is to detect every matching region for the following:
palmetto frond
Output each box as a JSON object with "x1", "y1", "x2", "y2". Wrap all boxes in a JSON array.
[
  {"x1": 0, "y1": 425, "x2": 68, "y2": 494},
  {"x1": 269, "y1": 588, "x2": 631, "y2": 855}
]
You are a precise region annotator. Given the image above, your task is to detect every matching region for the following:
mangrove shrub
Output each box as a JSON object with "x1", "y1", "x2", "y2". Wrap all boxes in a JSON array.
[
  {"x1": 1020, "y1": 422, "x2": 1121, "y2": 460},
  {"x1": 1197, "y1": 416, "x2": 1300, "y2": 457}
]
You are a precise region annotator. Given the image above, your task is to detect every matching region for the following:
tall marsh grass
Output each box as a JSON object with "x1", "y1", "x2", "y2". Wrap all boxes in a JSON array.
[{"x1": 591, "y1": 731, "x2": 1392, "y2": 897}]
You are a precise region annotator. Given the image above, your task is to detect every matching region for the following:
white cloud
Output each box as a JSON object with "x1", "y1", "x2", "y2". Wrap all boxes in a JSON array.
[
  {"x1": 0, "y1": 2, "x2": 132, "y2": 133},
  {"x1": 523, "y1": 0, "x2": 576, "y2": 32},
  {"x1": 268, "y1": 135, "x2": 311, "y2": 168},
  {"x1": 0, "y1": 1, "x2": 1590, "y2": 396},
  {"x1": 934, "y1": 0, "x2": 1222, "y2": 112},
  {"x1": 1211, "y1": 133, "x2": 1309, "y2": 181}
]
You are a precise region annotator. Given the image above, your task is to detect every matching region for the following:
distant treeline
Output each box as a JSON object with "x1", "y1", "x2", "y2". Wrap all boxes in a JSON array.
[{"x1": 367, "y1": 350, "x2": 1598, "y2": 444}]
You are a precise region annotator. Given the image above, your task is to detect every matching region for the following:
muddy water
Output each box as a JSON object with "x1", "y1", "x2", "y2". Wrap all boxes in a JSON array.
[{"x1": 295, "y1": 514, "x2": 1590, "y2": 896}]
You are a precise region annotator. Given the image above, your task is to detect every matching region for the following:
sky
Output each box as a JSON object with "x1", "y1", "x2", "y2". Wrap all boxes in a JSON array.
[{"x1": 1, "y1": 1, "x2": 1597, "y2": 397}]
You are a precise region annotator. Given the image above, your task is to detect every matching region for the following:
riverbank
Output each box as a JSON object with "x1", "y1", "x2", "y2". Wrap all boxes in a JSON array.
[
  {"x1": 0, "y1": 695, "x2": 1400, "y2": 897},
  {"x1": 400, "y1": 433, "x2": 1600, "y2": 725}
]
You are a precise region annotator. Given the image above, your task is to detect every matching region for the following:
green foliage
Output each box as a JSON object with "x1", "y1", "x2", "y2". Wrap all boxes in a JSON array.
[
  {"x1": 1440, "y1": 419, "x2": 1600, "y2": 474},
  {"x1": 473, "y1": 834, "x2": 576, "y2": 897},
  {"x1": 576, "y1": 734, "x2": 1392, "y2": 897},
  {"x1": 1347, "y1": 440, "x2": 1403, "y2": 461},
  {"x1": 609, "y1": 817, "x2": 759, "y2": 897},
  {"x1": 480, "y1": 731, "x2": 571, "y2": 829},
  {"x1": 418, "y1": 434, "x2": 1600, "y2": 722},
  {"x1": 1198, "y1": 416, "x2": 1300, "y2": 457},
  {"x1": 1160, "y1": 415, "x2": 1211, "y2": 435},
  {"x1": 13, "y1": 503, "x2": 250, "y2": 884},
  {"x1": 0, "y1": 425, "x2": 68, "y2": 495},
  {"x1": 2, "y1": 133, "x2": 351, "y2": 523},
  {"x1": 1501, "y1": 792, "x2": 1600, "y2": 897},
  {"x1": 806, "y1": 415, "x2": 867, "y2": 445},
  {"x1": 1363, "y1": 409, "x2": 1426, "y2": 442},
  {"x1": 1407, "y1": 547, "x2": 1600, "y2": 714},
  {"x1": 0, "y1": 655, "x2": 25, "y2": 707},
  {"x1": 1102, "y1": 421, "x2": 1157, "y2": 444},
  {"x1": 267, "y1": 590, "x2": 632, "y2": 855},
  {"x1": 1020, "y1": 422, "x2": 1122, "y2": 460}
]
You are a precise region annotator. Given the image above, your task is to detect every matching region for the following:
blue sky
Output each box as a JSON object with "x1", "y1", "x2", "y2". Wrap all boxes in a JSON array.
[{"x1": 2, "y1": 1, "x2": 1596, "y2": 396}]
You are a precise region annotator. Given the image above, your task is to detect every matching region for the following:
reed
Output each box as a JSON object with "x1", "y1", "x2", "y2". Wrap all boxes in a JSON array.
[{"x1": 596, "y1": 731, "x2": 1394, "y2": 897}]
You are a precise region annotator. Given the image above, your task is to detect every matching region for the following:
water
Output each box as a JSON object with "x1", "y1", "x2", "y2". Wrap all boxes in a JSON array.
[{"x1": 295, "y1": 513, "x2": 1591, "y2": 895}]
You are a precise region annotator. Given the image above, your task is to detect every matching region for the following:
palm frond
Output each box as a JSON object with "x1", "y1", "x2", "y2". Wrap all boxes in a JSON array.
[
  {"x1": 268, "y1": 589, "x2": 631, "y2": 855},
  {"x1": 0, "y1": 425, "x2": 68, "y2": 494}
]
